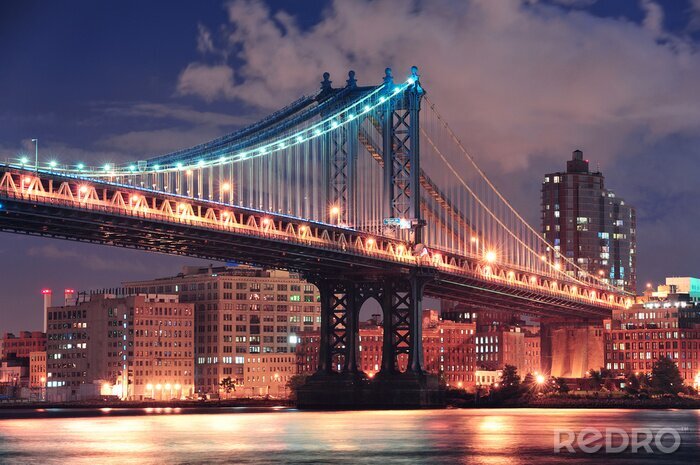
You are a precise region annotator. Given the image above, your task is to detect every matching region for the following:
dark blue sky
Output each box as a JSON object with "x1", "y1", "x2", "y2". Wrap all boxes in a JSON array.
[{"x1": 2, "y1": 0, "x2": 699, "y2": 332}]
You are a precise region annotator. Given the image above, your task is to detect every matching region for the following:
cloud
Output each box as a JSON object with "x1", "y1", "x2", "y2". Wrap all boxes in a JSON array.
[
  {"x1": 176, "y1": 63, "x2": 238, "y2": 102},
  {"x1": 101, "y1": 102, "x2": 251, "y2": 127},
  {"x1": 640, "y1": 0, "x2": 664, "y2": 36},
  {"x1": 197, "y1": 23, "x2": 216, "y2": 55},
  {"x1": 99, "y1": 126, "x2": 225, "y2": 156}
]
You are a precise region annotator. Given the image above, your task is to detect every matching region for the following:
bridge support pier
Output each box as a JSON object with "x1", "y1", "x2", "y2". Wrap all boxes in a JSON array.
[{"x1": 297, "y1": 272, "x2": 444, "y2": 409}]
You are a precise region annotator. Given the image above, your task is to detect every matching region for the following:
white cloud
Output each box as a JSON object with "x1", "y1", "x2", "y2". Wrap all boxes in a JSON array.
[
  {"x1": 640, "y1": 0, "x2": 664, "y2": 37},
  {"x1": 197, "y1": 23, "x2": 216, "y2": 55},
  {"x1": 176, "y1": 63, "x2": 238, "y2": 102}
]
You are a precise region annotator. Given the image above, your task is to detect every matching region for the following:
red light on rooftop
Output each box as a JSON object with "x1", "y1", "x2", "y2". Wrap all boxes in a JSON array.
[
  {"x1": 64, "y1": 289, "x2": 75, "y2": 294},
  {"x1": 41, "y1": 289, "x2": 52, "y2": 294}
]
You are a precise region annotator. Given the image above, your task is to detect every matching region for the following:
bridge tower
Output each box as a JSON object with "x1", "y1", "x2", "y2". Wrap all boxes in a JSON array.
[{"x1": 298, "y1": 68, "x2": 442, "y2": 409}]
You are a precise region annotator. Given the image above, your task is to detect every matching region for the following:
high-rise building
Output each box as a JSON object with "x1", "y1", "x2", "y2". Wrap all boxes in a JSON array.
[
  {"x1": 124, "y1": 265, "x2": 321, "y2": 393},
  {"x1": 541, "y1": 149, "x2": 636, "y2": 292},
  {"x1": 46, "y1": 293, "x2": 194, "y2": 401}
]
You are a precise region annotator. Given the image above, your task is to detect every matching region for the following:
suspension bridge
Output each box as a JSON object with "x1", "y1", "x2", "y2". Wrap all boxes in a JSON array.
[{"x1": 0, "y1": 67, "x2": 630, "y2": 407}]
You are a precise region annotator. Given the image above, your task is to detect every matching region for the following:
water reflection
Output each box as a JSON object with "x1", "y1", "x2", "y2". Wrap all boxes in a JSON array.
[{"x1": 0, "y1": 408, "x2": 697, "y2": 464}]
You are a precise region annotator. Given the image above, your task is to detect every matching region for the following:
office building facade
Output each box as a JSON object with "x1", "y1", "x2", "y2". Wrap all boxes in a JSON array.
[{"x1": 124, "y1": 265, "x2": 321, "y2": 393}]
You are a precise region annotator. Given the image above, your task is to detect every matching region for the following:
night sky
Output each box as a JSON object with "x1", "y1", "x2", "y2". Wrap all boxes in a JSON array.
[{"x1": 2, "y1": 0, "x2": 700, "y2": 332}]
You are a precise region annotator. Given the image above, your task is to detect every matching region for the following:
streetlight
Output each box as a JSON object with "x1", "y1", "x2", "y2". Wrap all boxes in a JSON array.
[
  {"x1": 31, "y1": 138, "x2": 38, "y2": 171},
  {"x1": 330, "y1": 205, "x2": 340, "y2": 225},
  {"x1": 484, "y1": 250, "x2": 497, "y2": 263}
]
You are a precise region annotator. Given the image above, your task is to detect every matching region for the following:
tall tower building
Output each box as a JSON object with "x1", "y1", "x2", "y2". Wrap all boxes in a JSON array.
[{"x1": 541, "y1": 150, "x2": 636, "y2": 292}]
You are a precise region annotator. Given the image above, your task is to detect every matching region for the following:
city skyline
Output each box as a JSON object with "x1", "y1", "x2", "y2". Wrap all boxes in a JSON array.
[{"x1": 4, "y1": 0, "x2": 700, "y2": 332}]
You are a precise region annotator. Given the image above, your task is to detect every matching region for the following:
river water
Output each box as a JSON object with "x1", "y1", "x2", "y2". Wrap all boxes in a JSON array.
[{"x1": 0, "y1": 408, "x2": 698, "y2": 464}]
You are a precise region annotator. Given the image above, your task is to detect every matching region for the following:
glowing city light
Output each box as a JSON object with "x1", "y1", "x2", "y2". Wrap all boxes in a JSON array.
[
  {"x1": 76, "y1": 163, "x2": 84, "y2": 170},
  {"x1": 49, "y1": 160, "x2": 57, "y2": 168},
  {"x1": 19, "y1": 156, "x2": 28, "y2": 164},
  {"x1": 484, "y1": 250, "x2": 497, "y2": 263},
  {"x1": 79, "y1": 185, "x2": 88, "y2": 194},
  {"x1": 536, "y1": 374, "x2": 546, "y2": 384},
  {"x1": 221, "y1": 182, "x2": 231, "y2": 191},
  {"x1": 330, "y1": 205, "x2": 340, "y2": 216},
  {"x1": 103, "y1": 164, "x2": 111, "y2": 171}
]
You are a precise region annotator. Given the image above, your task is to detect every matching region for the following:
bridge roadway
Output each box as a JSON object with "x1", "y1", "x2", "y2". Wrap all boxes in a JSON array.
[{"x1": 0, "y1": 165, "x2": 626, "y2": 319}]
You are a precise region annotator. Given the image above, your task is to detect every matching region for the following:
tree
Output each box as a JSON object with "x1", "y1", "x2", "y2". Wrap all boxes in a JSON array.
[
  {"x1": 286, "y1": 374, "x2": 308, "y2": 401},
  {"x1": 500, "y1": 365, "x2": 521, "y2": 388},
  {"x1": 624, "y1": 371, "x2": 641, "y2": 395},
  {"x1": 497, "y1": 365, "x2": 522, "y2": 399},
  {"x1": 554, "y1": 377, "x2": 569, "y2": 394},
  {"x1": 651, "y1": 357, "x2": 684, "y2": 395},
  {"x1": 220, "y1": 377, "x2": 236, "y2": 396},
  {"x1": 588, "y1": 369, "x2": 603, "y2": 390},
  {"x1": 522, "y1": 373, "x2": 535, "y2": 390}
]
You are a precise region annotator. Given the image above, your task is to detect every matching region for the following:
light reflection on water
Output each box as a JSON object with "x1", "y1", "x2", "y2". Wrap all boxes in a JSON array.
[{"x1": 0, "y1": 408, "x2": 698, "y2": 464}]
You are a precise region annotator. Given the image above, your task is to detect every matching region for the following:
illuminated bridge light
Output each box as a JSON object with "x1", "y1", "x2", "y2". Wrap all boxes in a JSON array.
[
  {"x1": 49, "y1": 160, "x2": 57, "y2": 168},
  {"x1": 197, "y1": 160, "x2": 205, "y2": 166},
  {"x1": 19, "y1": 156, "x2": 28, "y2": 165},
  {"x1": 296, "y1": 136, "x2": 304, "y2": 143},
  {"x1": 176, "y1": 162, "x2": 184, "y2": 170},
  {"x1": 262, "y1": 217, "x2": 271, "y2": 226},
  {"x1": 363, "y1": 105, "x2": 371, "y2": 113},
  {"x1": 314, "y1": 129, "x2": 321, "y2": 136},
  {"x1": 22, "y1": 177, "x2": 31, "y2": 185},
  {"x1": 221, "y1": 182, "x2": 231, "y2": 192},
  {"x1": 347, "y1": 113, "x2": 355, "y2": 120},
  {"x1": 406, "y1": 76, "x2": 416, "y2": 85},
  {"x1": 366, "y1": 237, "x2": 375, "y2": 247},
  {"x1": 553, "y1": 262, "x2": 561, "y2": 271},
  {"x1": 299, "y1": 225, "x2": 307, "y2": 232},
  {"x1": 530, "y1": 276, "x2": 537, "y2": 284},
  {"x1": 79, "y1": 185, "x2": 88, "y2": 194},
  {"x1": 484, "y1": 250, "x2": 497, "y2": 263},
  {"x1": 186, "y1": 169, "x2": 193, "y2": 176},
  {"x1": 128, "y1": 165, "x2": 136, "y2": 172},
  {"x1": 76, "y1": 163, "x2": 84, "y2": 170},
  {"x1": 330, "y1": 120, "x2": 339, "y2": 129}
]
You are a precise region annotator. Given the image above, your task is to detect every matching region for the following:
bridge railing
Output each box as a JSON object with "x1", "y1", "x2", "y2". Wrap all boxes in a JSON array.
[{"x1": 0, "y1": 167, "x2": 629, "y2": 310}]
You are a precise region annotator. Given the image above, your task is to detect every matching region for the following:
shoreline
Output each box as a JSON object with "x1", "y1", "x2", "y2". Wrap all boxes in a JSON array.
[{"x1": 2, "y1": 396, "x2": 700, "y2": 419}]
